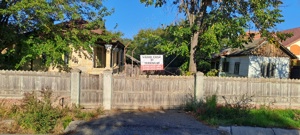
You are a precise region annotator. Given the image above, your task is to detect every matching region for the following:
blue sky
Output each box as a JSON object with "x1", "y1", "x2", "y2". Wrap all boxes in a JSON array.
[{"x1": 104, "y1": 0, "x2": 300, "y2": 39}]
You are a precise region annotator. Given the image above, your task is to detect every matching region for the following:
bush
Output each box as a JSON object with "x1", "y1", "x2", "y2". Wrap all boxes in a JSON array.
[
  {"x1": 206, "y1": 69, "x2": 218, "y2": 76},
  {"x1": 62, "y1": 116, "x2": 73, "y2": 129},
  {"x1": 186, "y1": 95, "x2": 254, "y2": 126},
  {"x1": 184, "y1": 96, "x2": 205, "y2": 112},
  {"x1": 17, "y1": 89, "x2": 62, "y2": 134},
  {"x1": 0, "y1": 88, "x2": 104, "y2": 134},
  {"x1": 185, "y1": 95, "x2": 300, "y2": 128}
]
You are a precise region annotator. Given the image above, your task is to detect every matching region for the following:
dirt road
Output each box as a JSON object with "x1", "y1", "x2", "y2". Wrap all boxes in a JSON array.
[{"x1": 64, "y1": 110, "x2": 224, "y2": 135}]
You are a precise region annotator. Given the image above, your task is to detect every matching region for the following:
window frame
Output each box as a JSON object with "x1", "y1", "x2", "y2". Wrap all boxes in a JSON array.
[
  {"x1": 223, "y1": 62, "x2": 229, "y2": 72},
  {"x1": 234, "y1": 62, "x2": 240, "y2": 75}
]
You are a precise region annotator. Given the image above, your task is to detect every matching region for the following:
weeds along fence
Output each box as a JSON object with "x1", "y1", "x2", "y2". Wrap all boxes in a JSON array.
[
  {"x1": 203, "y1": 77, "x2": 300, "y2": 108},
  {"x1": 0, "y1": 69, "x2": 299, "y2": 109}
]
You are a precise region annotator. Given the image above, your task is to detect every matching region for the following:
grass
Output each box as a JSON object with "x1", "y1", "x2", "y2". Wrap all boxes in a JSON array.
[
  {"x1": 0, "y1": 89, "x2": 104, "y2": 134},
  {"x1": 186, "y1": 95, "x2": 300, "y2": 129}
]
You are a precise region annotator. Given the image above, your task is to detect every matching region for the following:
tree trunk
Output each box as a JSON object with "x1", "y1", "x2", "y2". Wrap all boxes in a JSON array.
[{"x1": 189, "y1": 31, "x2": 199, "y2": 73}]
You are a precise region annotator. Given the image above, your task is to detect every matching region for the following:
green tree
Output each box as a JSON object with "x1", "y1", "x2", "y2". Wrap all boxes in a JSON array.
[
  {"x1": 129, "y1": 25, "x2": 191, "y2": 74},
  {"x1": 129, "y1": 28, "x2": 165, "y2": 58},
  {"x1": 140, "y1": 0, "x2": 289, "y2": 73},
  {"x1": 0, "y1": 0, "x2": 121, "y2": 70}
]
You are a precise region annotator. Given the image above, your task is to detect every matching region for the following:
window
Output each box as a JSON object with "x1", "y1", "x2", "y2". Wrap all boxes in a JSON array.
[
  {"x1": 268, "y1": 63, "x2": 276, "y2": 77},
  {"x1": 222, "y1": 62, "x2": 229, "y2": 72},
  {"x1": 261, "y1": 62, "x2": 275, "y2": 78},
  {"x1": 94, "y1": 47, "x2": 105, "y2": 68},
  {"x1": 234, "y1": 62, "x2": 240, "y2": 74}
]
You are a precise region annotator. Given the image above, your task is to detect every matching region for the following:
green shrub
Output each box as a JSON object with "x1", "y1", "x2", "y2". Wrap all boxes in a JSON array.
[
  {"x1": 220, "y1": 95, "x2": 253, "y2": 119},
  {"x1": 186, "y1": 95, "x2": 253, "y2": 123},
  {"x1": 186, "y1": 94, "x2": 300, "y2": 128},
  {"x1": 0, "y1": 88, "x2": 105, "y2": 134},
  {"x1": 205, "y1": 95, "x2": 217, "y2": 117},
  {"x1": 62, "y1": 116, "x2": 73, "y2": 129},
  {"x1": 17, "y1": 89, "x2": 62, "y2": 134},
  {"x1": 184, "y1": 95, "x2": 205, "y2": 112},
  {"x1": 206, "y1": 69, "x2": 218, "y2": 76}
]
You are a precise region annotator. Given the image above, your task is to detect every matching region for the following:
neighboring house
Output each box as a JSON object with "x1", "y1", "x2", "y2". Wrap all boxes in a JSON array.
[
  {"x1": 212, "y1": 39, "x2": 297, "y2": 79},
  {"x1": 281, "y1": 27, "x2": 300, "y2": 59},
  {"x1": 281, "y1": 27, "x2": 300, "y2": 78}
]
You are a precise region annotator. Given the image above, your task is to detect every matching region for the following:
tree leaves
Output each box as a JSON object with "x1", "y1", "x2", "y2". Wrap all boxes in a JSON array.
[
  {"x1": 0, "y1": 0, "x2": 120, "y2": 70},
  {"x1": 140, "y1": 0, "x2": 288, "y2": 72}
]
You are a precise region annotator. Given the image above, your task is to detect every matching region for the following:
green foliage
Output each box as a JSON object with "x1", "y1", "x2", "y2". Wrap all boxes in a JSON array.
[
  {"x1": 160, "y1": 22, "x2": 191, "y2": 57},
  {"x1": 129, "y1": 27, "x2": 190, "y2": 74},
  {"x1": 206, "y1": 69, "x2": 218, "y2": 76},
  {"x1": 17, "y1": 89, "x2": 62, "y2": 134},
  {"x1": 62, "y1": 116, "x2": 73, "y2": 129},
  {"x1": 140, "y1": 0, "x2": 288, "y2": 72},
  {"x1": 237, "y1": 107, "x2": 300, "y2": 128},
  {"x1": 129, "y1": 28, "x2": 165, "y2": 58},
  {"x1": 73, "y1": 108, "x2": 97, "y2": 120},
  {"x1": 0, "y1": 0, "x2": 122, "y2": 70},
  {"x1": 0, "y1": 89, "x2": 104, "y2": 134},
  {"x1": 197, "y1": 61, "x2": 211, "y2": 73},
  {"x1": 184, "y1": 96, "x2": 205, "y2": 112},
  {"x1": 186, "y1": 95, "x2": 300, "y2": 128}
]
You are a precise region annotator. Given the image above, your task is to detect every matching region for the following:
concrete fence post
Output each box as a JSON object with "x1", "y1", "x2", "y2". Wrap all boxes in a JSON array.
[
  {"x1": 195, "y1": 72, "x2": 204, "y2": 101},
  {"x1": 71, "y1": 68, "x2": 81, "y2": 107},
  {"x1": 103, "y1": 70, "x2": 113, "y2": 110}
]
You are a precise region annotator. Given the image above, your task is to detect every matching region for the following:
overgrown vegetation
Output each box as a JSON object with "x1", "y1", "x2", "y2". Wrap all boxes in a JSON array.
[
  {"x1": 185, "y1": 95, "x2": 300, "y2": 129},
  {"x1": 206, "y1": 69, "x2": 218, "y2": 76},
  {"x1": 0, "y1": 89, "x2": 103, "y2": 134}
]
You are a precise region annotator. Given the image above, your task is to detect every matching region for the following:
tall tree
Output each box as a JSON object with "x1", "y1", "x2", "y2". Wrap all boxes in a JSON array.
[
  {"x1": 129, "y1": 25, "x2": 192, "y2": 74},
  {"x1": 0, "y1": 0, "x2": 121, "y2": 70},
  {"x1": 140, "y1": 0, "x2": 288, "y2": 73},
  {"x1": 129, "y1": 28, "x2": 165, "y2": 58}
]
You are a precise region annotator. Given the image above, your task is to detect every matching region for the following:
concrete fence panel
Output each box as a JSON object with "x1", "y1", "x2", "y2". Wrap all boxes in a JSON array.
[
  {"x1": 203, "y1": 76, "x2": 300, "y2": 108},
  {"x1": 0, "y1": 70, "x2": 300, "y2": 109},
  {"x1": 112, "y1": 74, "x2": 194, "y2": 109},
  {"x1": 80, "y1": 73, "x2": 103, "y2": 108}
]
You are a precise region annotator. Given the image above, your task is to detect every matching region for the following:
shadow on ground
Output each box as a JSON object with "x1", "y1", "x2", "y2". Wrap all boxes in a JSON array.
[{"x1": 63, "y1": 110, "x2": 223, "y2": 135}]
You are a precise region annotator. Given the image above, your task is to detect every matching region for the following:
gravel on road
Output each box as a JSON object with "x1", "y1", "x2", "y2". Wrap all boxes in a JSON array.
[{"x1": 64, "y1": 110, "x2": 225, "y2": 135}]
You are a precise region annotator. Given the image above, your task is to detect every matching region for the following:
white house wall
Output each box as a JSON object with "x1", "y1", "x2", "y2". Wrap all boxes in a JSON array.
[
  {"x1": 248, "y1": 56, "x2": 290, "y2": 78},
  {"x1": 227, "y1": 56, "x2": 249, "y2": 76}
]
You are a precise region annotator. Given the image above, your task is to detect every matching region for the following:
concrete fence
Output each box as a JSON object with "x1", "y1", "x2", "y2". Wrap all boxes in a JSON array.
[
  {"x1": 112, "y1": 73, "x2": 194, "y2": 109},
  {"x1": 0, "y1": 70, "x2": 299, "y2": 109},
  {"x1": 0, "y1": 70, "x2": 71, "y2": 100},
  {"x1": 0, "y1": 69, "x2": 101, "y2": 108},
  {"x1": 204, "y1": 76, "x2": 300, "y2": 108}
]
